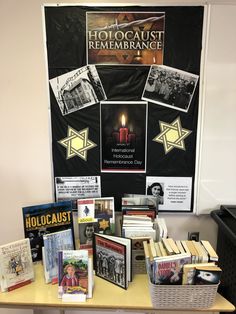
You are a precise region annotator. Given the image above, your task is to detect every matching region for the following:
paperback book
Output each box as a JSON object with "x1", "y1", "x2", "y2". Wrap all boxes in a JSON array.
[
  {"x1": 77, "y1": 197, "x2": 115, "y2": 250},
  {"x1": 0, "y1": 238, "x2": 34, "y2": 292},
  {"x1": 22, "y1": 200, "x2": 74, "y2": 262},
  {"x1": 152, "y1": 253, "x2": 192, "y2": 285},
  {"x1": 93, "y1": 233, "x2": 132, "y2": 289},
  {"x1": 43, "y1": 229, "x2": 74, "y2": 284},
  {"x1": 58, "y1": 249, "x2": 93, "y2": 299}
]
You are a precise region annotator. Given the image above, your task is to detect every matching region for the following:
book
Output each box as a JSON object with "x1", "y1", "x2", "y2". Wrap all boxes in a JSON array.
[
  {"x1": 162, "y1": 238, "x2": 174, "y2": 255},
  {"x1": 122, "y1": 227, "x2": 156, "y2": 240},
  {"x1": 0, "y1": 238, "x2": 34, "y2": 292},
  {"x1": 192, "y1": 241, "x2": 209, "y2": 263},
  {"x1": 152, "y1": 253, "x2": 192, "y2": 285},
  {"x1": 182, "y1": 262, "x2": 216, "y2": 285},
  {"x1": 93, "y1": 233, "x2": 132, "y2": 289},
  {"x1": 175, "y1": 240, "x2": 186, "y2": 254},
  {"x1": 43, "y1": 229, "x2": 74, "y2": 284},
  {"x1": 122, "y1": 195, "x2": 158, "y2": 209},
  {"x1": 185, "y1": 240, "x2": 199, "y2": 263},
  {"x1": 77, "y1": 197, "x2": 115, "y2": 249},
  {"x1": 201, "y1": 240, "x2": 218, "y2": 262},
  {"x1": 22, "y1": 200, "x2": 74, "y2": 262},
  {"x1": 167, "y1": 238, "x2": 180, "y2": 254},
  {"x1": 58, "y1": 249, "x2": 92, "y2": 299},
  {"x1": 194, "y1": 265, "x2": 222, "y2": 285}
]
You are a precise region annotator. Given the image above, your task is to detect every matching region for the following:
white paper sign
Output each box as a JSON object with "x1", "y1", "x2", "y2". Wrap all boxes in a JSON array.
[
  {"x1": 55, "y1": 176, "x2": 101, "y2": 201},
  {"x1": 146, "y1": 176, "x2": 192, "y2": 211}
]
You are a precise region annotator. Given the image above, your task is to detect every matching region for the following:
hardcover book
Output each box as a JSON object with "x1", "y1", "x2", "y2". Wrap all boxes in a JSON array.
[
  {"x1": 58, "y1": 249, "x2": 92, "y2": 298},
  {"x1": 93, "y1": 233, "x2": 132, "y2": 289},
  {"x1": 0, "y1": 238, "x2": 34, "y2": 292},
  {"x1": 152, "y1": 253, "x2": 192, "y2": 285},
  {"x1": 43, "y1": 229, "x2": 74, "y2": 284},
  {"x1": 22, "y1": 200, "x2": 74, "y2": 262}
]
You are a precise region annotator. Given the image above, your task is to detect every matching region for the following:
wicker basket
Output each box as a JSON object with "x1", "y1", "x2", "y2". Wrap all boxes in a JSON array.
[{"x1": 149, "y1": 280, "x2": 219, "y2": 309}]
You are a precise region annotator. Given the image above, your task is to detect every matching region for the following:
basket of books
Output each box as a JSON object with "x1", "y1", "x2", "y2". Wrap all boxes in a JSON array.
[
  {"x1": 149, "y1": 281, "x2": 219, "y2": 309},
  {"x1": 144, "y1": 238, "x2": 221, "y2": 309}
]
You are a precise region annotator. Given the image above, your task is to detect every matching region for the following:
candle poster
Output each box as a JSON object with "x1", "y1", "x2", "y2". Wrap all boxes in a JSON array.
[
  {"x1": 100, "y1": 101, "x2": 147, "y2": 173},
  {"x1": 44, "y1": 5, "x2": 204, "y2": 212}
]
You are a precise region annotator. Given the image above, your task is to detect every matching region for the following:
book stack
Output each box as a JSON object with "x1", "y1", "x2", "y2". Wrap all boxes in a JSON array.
[{"x1": 143, "y1": 238, "x2": 221, "y2": 285}]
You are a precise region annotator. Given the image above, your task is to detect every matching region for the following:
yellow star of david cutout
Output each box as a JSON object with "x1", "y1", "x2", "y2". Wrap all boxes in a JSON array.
[
  {"x1": 153, "y1": 117, "x2": 192, "y2": 154},
  {"x1": 58, "y1": 126, "x2": 97, "y2": 160},
  {"x1": 98, "y1": 219, "x2": 110, "y2": 231}
]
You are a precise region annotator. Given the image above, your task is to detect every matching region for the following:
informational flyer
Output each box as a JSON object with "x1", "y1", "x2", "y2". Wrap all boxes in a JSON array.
[
  {"x1": 100, "y1": 101, "x2": 147, "y2": 173},
  {"x1": 146, "y1": 176, "x2": 192, "y2": 211},
  {"x1": 55, "y1": 176, "x2": 101, "y2": 202}
]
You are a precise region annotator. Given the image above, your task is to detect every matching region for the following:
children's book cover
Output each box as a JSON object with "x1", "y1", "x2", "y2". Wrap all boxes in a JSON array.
[
  {"x1": 0, "y1": 238, "x2": 34, "y2": 292},
  {"x1": 22, "y1": 200, "x2": 74, "y2": 262},
  {"x1": 58, "y1": 250, "x2": 89, "y2": 298},
  {"x1": 43, "y1": 229, "x2": 74, "y2": 284}
]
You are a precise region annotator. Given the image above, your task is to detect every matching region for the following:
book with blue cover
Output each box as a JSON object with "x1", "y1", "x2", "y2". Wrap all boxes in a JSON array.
[
  {"x1": 22, "y1": 201, "x2": 74, "y2": 262},
  {"x1": 42, "y1": 229, "x2": 74, "y2": 283}
]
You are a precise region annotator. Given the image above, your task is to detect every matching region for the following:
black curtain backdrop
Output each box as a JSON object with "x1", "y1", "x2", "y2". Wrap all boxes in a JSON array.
[{"x1": 44, "y1": 5, "x2": 204, "y2": 212}]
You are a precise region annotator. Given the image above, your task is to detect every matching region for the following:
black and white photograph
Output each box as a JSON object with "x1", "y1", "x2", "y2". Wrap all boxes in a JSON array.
[
  {"x1": 142, "y1": 65, "x2": 199, "y2": 112},
  {"x1": 49, "y1": 65, "x2": 107, "y2": 115},
  {"x1": 78, "y1": 221, "x2": 98, "y2": 249}
]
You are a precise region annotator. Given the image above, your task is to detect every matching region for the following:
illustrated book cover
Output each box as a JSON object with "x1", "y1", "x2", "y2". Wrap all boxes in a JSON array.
[
  {"x1": 22, "y1": 200, "x2": 74, "y2": 262},
  {"x1": 0, "y1": 238, "x2": 34, "y2": 292},
  {"x1": 152, "y1": 252, "x2": 191, "y2": 285},
  {"x1": 42, "y1": 229, "x2": 74, "y2": 284},
  {"x1": 93, "y1": 233, "x2": 132, "y2": 289},
  {"x1": 58, "y1": 249, "x2": 93, "y2": 299}
]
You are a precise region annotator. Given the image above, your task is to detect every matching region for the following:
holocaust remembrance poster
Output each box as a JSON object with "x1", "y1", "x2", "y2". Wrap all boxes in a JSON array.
[
  {"x1": 86, "y1": 11, "x2": 165, "y2": 65},
  {"x1": 44, "y1": 5, "x2": 204, "y2": 212},
  {"x1": 100, "y1": 101, "x2": 147, "y2": 172}
]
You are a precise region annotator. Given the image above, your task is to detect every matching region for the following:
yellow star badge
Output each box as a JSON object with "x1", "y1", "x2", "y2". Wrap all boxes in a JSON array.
[
  {"x1": 153, "y1": 117, "x2": 192, "y2": 154},
  {"x1": 58, "y1": 126, "x2": 97, "y2": 160},
  {"x1": 98, "y1": 219, "x2": 110, "y2": 231}
]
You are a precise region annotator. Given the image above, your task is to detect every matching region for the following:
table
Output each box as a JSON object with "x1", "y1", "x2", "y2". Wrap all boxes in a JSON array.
[{"x1": 0, "y1": 264, "x2": 234, "y2": 313}]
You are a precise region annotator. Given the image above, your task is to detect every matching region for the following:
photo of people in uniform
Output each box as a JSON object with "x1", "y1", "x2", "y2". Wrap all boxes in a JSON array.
[{"x1": 142, "y1": 65, "x2": 199, "y2": 112}]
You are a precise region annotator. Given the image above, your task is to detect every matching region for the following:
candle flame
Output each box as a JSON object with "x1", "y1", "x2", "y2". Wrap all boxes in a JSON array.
[{"x1": 121, "y1": 114, "x2": 126, "y2": 127}]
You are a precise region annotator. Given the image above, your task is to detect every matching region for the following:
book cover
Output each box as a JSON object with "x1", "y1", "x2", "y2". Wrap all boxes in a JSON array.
[
  {"x1": 43, "y1": 229, "x2": 74, "y2": 284},
  {"x1": 58, "y1": 250, "x2": 89, "y2": 298},
  {"x1": 78, "y1": 197, "x2": 115, "y2": 250},
  {"x1": 93, "y1": 233, "x2": 132, "y2": 289},
  {"x1": 194, "y1": 265, "x2": 222, "y2": 285},
  {"x1": 182, "y1": 262, "x2": 216, "y2": 285},
  {"x1": 152, "y1": 253, "x2": 191, "y2": 285},
  {"x1": 0, "y1": 238, "x2": 34, "y2": 292},
  {"x1": 22, "y1": 200, "x2": 74, "y2": 262}
]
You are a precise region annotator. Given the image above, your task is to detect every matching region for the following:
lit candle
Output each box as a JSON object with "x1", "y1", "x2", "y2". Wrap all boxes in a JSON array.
[{"x1": 119, "y1": 114, "x2": 128, "y2": 144}]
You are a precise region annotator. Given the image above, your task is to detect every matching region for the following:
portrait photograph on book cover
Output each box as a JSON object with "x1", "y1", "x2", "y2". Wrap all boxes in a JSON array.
[
  {"x1": 49, "y1": 65, "x2": 107, "y2": 116},
  {"x1": 86, "y1": 11, "x2": 165, "y2": 65},
  {"x1": 100, "y1": 101, "x2": 147, "y2": 173},
  {"x1": 142, "y1": 65, "x2": 199, "y2": 112}
]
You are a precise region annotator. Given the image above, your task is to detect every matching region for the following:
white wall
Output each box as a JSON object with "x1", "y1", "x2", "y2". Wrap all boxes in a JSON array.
[{"x1": 1, "y1": 1, "x2": 235, "y2": 314}]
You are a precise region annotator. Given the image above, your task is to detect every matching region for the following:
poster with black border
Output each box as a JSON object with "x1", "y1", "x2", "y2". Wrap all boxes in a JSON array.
[
  {"x1": 43, "y1": 5, "x2": 204, "y2": 213},
  {"x1": 100, "y1": 101, "x2": 147, "y2": 173}
]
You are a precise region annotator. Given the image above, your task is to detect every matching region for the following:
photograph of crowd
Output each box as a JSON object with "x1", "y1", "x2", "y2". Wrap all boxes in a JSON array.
[{"x1": 142, "y1": 65, "x2": 199, "y2": 112}]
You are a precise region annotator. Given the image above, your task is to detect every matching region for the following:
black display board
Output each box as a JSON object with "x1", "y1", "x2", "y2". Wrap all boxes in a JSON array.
[{"x1": 44, "y1": 5, "x2": 204, "y2": 212}]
